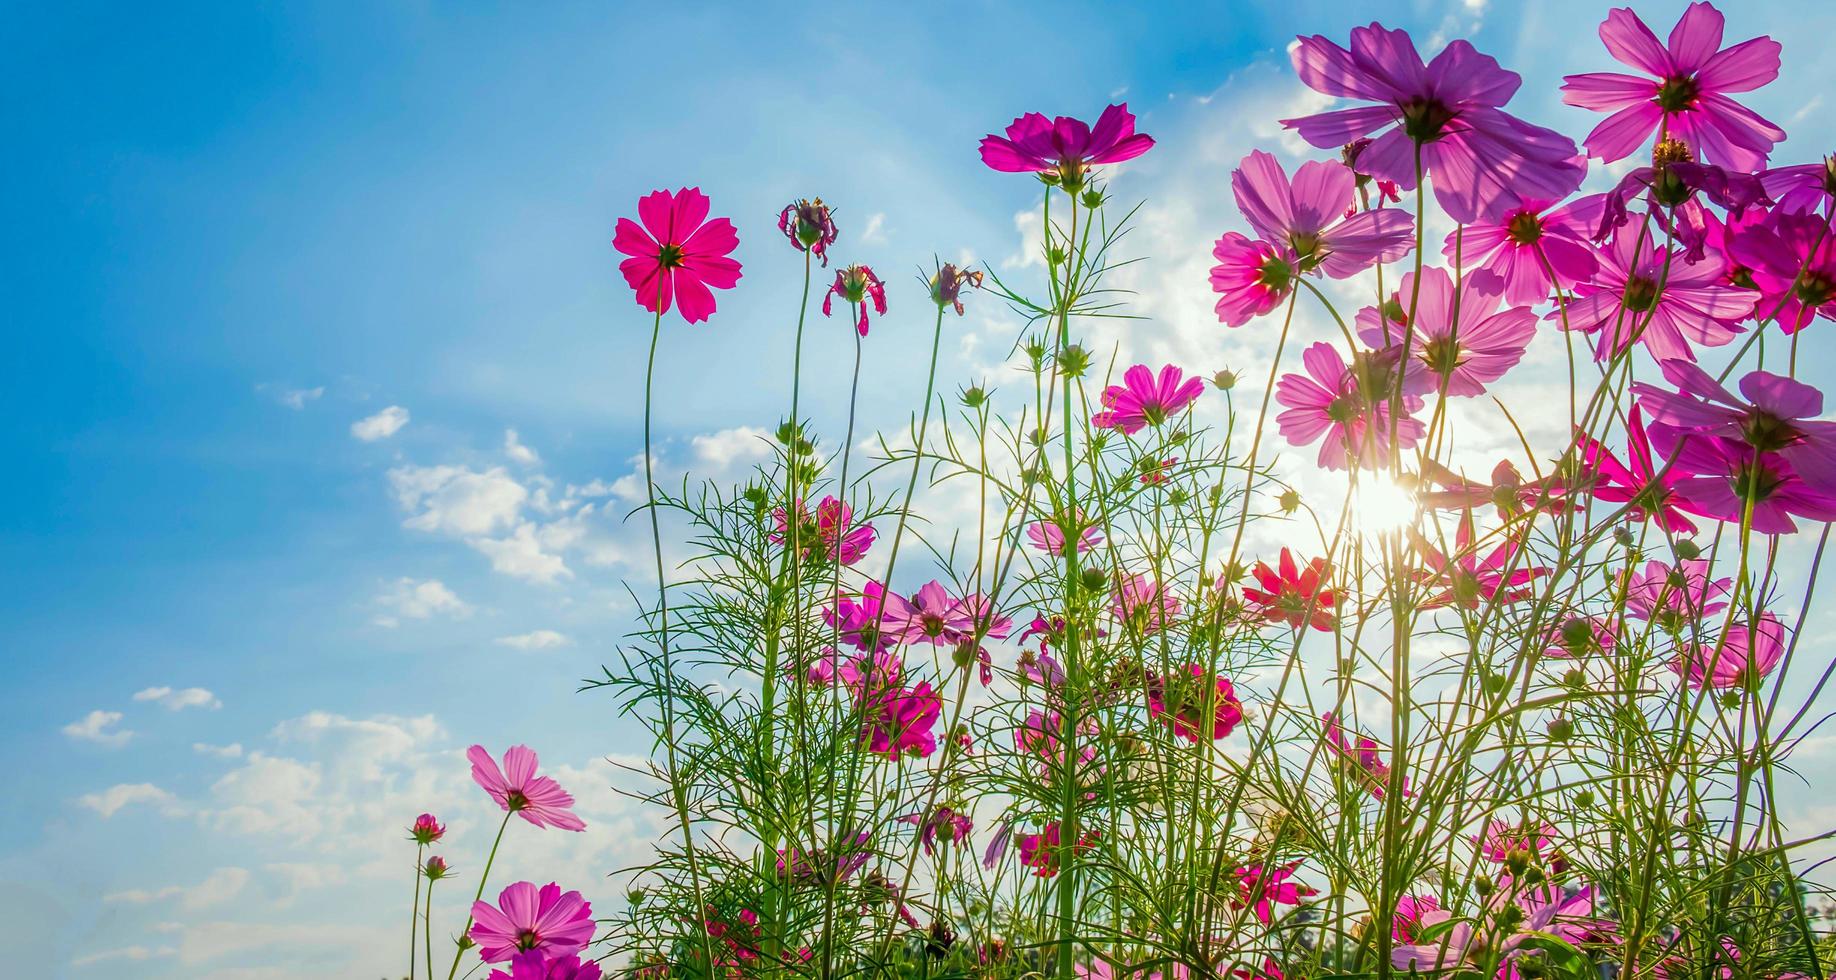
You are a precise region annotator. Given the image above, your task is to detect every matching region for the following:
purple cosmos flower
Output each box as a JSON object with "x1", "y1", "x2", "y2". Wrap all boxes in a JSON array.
[
  {"x1": 1734, "y1": 209, "x2": 1836, "y2": 333},
  {"x1": 1676, "y1": 612, "x2": 1788, "y2": 689},
  {"x1": 860, "y1": 681, "x2": 943, "y2": 759},
  {"x1": 468, "y1": 745, "x2": 586, "y2": 832},
  {"x1": 1393, "y1": 879, "x2": 1596, "y2": 973},
  {"x1": 1448, "y1": 195, "x2": 1603, "y2": 305},
  {"x1": 1625, "y1": 558, "x2": 1731, "y2": 631},
  {"x1": 1283, "y1": 24, "x2": 1584, "y2": 223},
  {"x1": 1561, "y1": 3, "x2": 1784, "y2": 171},
  {"x1": 1576, "y1": 404, "x2": 1699, "y2": 534},
  {"x1": 822, "y1": 263, "x2": 888, "y2": 337},
  {"x1": 1355, "y1": 268, "x2": 1535, "y2": 397},
  {"x1": 1552, "y1": 223, "x2": 1753, "y2": 362},
  {"x1": 1209, "y1": 233, "x2": 1296, "y2": 327},
  {"x1": 1229, "y1": 150, "x2": 1413, "y2": 278},
  {"x1": 898, "y1": 806, "x2": 974, "y2": 856},
  {"x1": 470, "y1": 881, "x2": 595, "y2": 963},
  {"x1": 488, "y1": 951, "x2": 603, "y2": 980},
  {"x1": 1091, "y1": 364, "x2": 1206, "y2": 435},
  {"x1": 979, "y1": 104, "x2": 1154, "y2": 188},
  {"x1": 773, "y1": 496, "x2": 876, "y2": 566},
  {"x1": 1111, "y1": 573, "x2": 1180, "y2": 635},
  {"x1": 778, "y1": 198, "x2": 837, "y2": 266},
  {"x1": 1635, "y1": 359, "x2": 1836, "y2": 489},
  {"x1": 1408, "y1": 515, "x2": 1548, "y2": 610},
  {"x1": 1595, "y1": 151, "x2": 1774, "y2": 251},
  {"x1": 1763, "y1": 154, "x2": 1836, "y2": 215},
  {"x1": 1665, "y1": 433, "x2": 1836, "y2": 534},
  {"x1": 1275, "y1": 342, "x2": 1425, "y2": 471}
]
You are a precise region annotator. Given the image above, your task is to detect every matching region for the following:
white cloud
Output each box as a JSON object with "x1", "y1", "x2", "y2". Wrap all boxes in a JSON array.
[
  {"x1": 70, "y1": 945, "x2": 177, "y2": 968},
  {"x1": 859, "y1": 211, "x2": 888, "y2": 244},
  {"x1": 193, "y1": 741, "x2": 244, "y2": 758},
  {"x1": 78, "y1": 783, "x2": 179, "y2": 819},
  {"x1": 62, "y1": 709, "x2": 133, "y2": 747},
  {"x1": 133, "y1": 686, "x2": 221, "y2": 711},
  {"x1": 350, "y1": 405, "x2": 410, "y2": 441},
  {"x1": 256, "y1": 383, "x2": 324, "y2": 410},
  {"x1": 105, "y1": 867, "x2": 249, "y2": 910},
  {"x1": 389, "y1": 464, "x2": 527, "y2": 537},
  {"x1": 690, "y1": 426, "x2": 773, "y2": 469},
  {"x1": 373, "y1": 577, "x2": 468, "y2": 627},
  {"x1": 472, "y1": 521, "x2": 572, "y2": 583},
  {"x1": 504, "y1": 427, "x2": 541, "y2": 466},
  {"x1": 496, "y1": 629, "x2": 570, "y2": 650}
]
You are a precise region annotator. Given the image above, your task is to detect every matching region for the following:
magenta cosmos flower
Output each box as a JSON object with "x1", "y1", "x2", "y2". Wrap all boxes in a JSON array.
[
  {"x1": 1392, "y1": 879, "x2": 1596, "y2": 973},
  {"x1": 612, "y1": 188, "x2": 742, "y2": 324},
  {"x1": 1447, "y1": 195, "x2": 1604, "y2": 305},
  {"x1": 1763, "y1": 154, "x2": 1836, "y2": 214},
  {"x1": 468, "y1": 745, "x2": 586, "y2": 832},
  {"x1": 1677, "y1": 612, "x2": 1788, "y2": 689},
  {"x1": 1735, "y1": 209, "x2": 1836, "y2": 333},
  {"x1": 1576, "y1": 405, "x2": 1697, "y2": 534},
  {"x1": 1324, "y1": 712, "x2": 1408, "y2": 799},
  {"x1": 1665, "y1": 432, "x2": 1836, "y2": 534},
  {"x1": 1232, "y1": 862, "x2": 1316, "y2": 925},
  {"x1": 821, "y1": 263, "x2": 888, "y2": 337},
  {"x1": 1561, "y1": 3, "x2": 1783, "y2": 171},
  {"x1": 1146, "y1": 664, "x2": 1243, "y2": 743},
  {"x1": 1636, "y1": 359, "x2": 1836, "y2": 490},
  {"x1": 1625, "y1": 557, "x2": 1730, "y2": 632},
  {"x1": 825, "y1": 583, "x2": 896, "y2": 652},
  {"x1": 979, "y1": 104, "x2": 1154, "y2": 187},
  {"x1": 1091, "y1": 364, "x2": 1205, "y2": 435},
  {"x1": 1553, "y1": 223, "x2": 1754, "y2": 363},
  {"x1": 489, "y1": 951, "x2": 603, "y2": 980},
  {"x1": 1275, "y1": 342, "x2": 1424, "y2": 471},
  {"x1": 1230, "y1": 150, "x2": 1413, "y2": 278},
  {"x1": 859, "y1": 681, "x2": 943, "y2": 759},
  {"x1": 1408, "y1": 516, "x2": 1548, "y2": 610},
  {"x1": 898, "y1": 805, "x2": 974, "y2": 856},
  {"x1": 1241, "y1": 548, "x2": 1337, "y2": 632},
  {"x1": 778, "y1": 198, "x2": 836, "y2": 266},
  {"x1": 1283, "y1": 24, "x2": 1584, "y2": 223},
  {"x1": 1209, "y1": 233, "x2": 1296, "y2": 327},
  {"x1": 882, "y1": 581, "x2": 1011, "y2": 647},
  {"x1": 470, "y1": 881, "x2": 595, "y2": 963},
  {"x1": 1356, "y1": 268, "x2": 1535, "y2": 397},
  {"x1": 1112, "y1": 572, "x2": 1180, "y2": 635},
  {"x1": 772, "y1": 496, "x2": 875, "y2": 566}
]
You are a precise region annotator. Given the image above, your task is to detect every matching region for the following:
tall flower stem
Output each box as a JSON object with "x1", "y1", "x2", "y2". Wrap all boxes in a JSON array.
[
  {"x1": 445, "y1": 810, "x2": 512, "y2": 980},
  {"x1": 409, "y1": 842, "x2": 424, "y2": 980},
  {"x1": 634, "y1": 306, "x2": 718, "y2": 975},
  {"x1": 1053, "y1": 190, "x2": 1083, "y2": 980},
  {"x1": 423, "y1": 871, "x2": 437, "y2": 980}
]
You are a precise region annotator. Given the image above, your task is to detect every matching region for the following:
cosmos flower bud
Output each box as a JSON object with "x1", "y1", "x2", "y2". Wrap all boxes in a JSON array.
[
  {"x1": 1079, "y1": 188, "x2": 1106, "y2": 209},
  {"x1": 1057, "y1": 345, "x2": 1090, "y2": 377},
  {"x1": 408, "y1": 812, "x2": 446, "y2": 845},
  {"x1": 959, "y1": 385, "x2": 987, "y2": 408},
  {"x1": 422, "y1": 855, "x2": 450, "y2": 880},
  {"x1": 1211, "y1": 369, "x2": 1238, "y2": 390},
  {"x1": 1574, "y1": 790, "x2": 1595, "y2": 808},
  {"x1": 1278, "y1": 489, "x2": 1302, "y2": 513},
  {"x1": 1674, "y1": 539, "x2": 1702, "y2": 560},
  {"x1": 1080, "y1": 568, "x2": 1109, "y2": 593},
  {"x1": 1548, "y1": 716, "x2": 1576, "y2": 742}
]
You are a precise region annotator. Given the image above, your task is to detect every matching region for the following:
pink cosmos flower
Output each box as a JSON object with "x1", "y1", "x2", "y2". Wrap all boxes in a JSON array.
[
  {"x1": 1091, "y1": 364, "x2": 1206, "y2": 435},
  {"x1": 826, "y1": 584, "x2": 897, "y2": 652},
  {"x1": 1229, "y1": 150, "x2": 1413, "y2": 279},
  {"x1": 1232, "y1": 862, "x2": 1316, "y2": 925},
  {"x1": 979, "y1": 104, "x2": 1155, "y2": 185},
  {"x1": 1477, "y1": 820, "x2": 1558, "y2": 863},
  {"x1": 1275, "y1": 342, "x2": 1425, "y2": 471},
  {"x1": 1419, "y1": 458, "x2": 1570, "y2": 519},
  {"x1": 1676, "y1": 612, "x2": 1788, "y2": 690},
  {"x1": 860, "y1": 681, "x2": 943, "y2": 759},
  {"x1": 1111, "y1": 573, "x2": 1180, "y2": 634},
  {"x1": 1210, "y1": 233, "x2": 1296, "y2": 327},
  {"x1": 1446, "y1": 195, "x2": 1604, "y2": 305},
  {"x1": 1576, "y1": 404, "x2": 1700, "y2": 534},
  {"x1": 1408, "y1": 515, "x2": 1548, "y2": 610},
  {"x1": 1356, "y1": 268, "x2": 1535, "y2": 397},
  {"x1": 1016, "y1": 822, "x2": 1100, "y2": 879},
  {"x1": 1392, "y1": 879, "x2": 1596, "y2": 974},
  {"x1": 1667, "y1": 434, "x2": 1836, "y2": 534},
  {"x1": 488, "y1": 951, "x2": 603, "y2": 980},
  {"x1": 776, "y1": 831, "x2": 871, "y2": 886},
  {"x1": 1638, "y1": 360, "x2": 1836, "y2": 483},
  {"x1": 821, "y1": 263, "x2": 889, "y2": 337},
  {"x1": 1241, "y1": 549, "x2": 1337, "y2": 632},
  {"x1": 1626, "y1": 558, "x2": 1731, "y2": 631},
  {"x1": 1283, "y1": 24, "x2": 1584, "y2": 223},
  {"x1": 1561, "y1": 3, "x2": 1784, "y2": 171},
  {"x1": 1763, "y1": 154, "x2": 1836, "y2": 214},
  {"x1": 778, "y1": 198, "x2": 836, "y2": 265},
  {"x1": 612, "y1": 188, "x2": 742, "y2": 324},
  {"x1": 468, "y1": 745, "x2": 586, "y2": 832},
  {"x1": 409, "y1": 812, "x2": 446, "y2": 845},
  {"x1": 898, "y1": 806, "x2": 974, "y2": 856},
  {"x1": 470, "y1": 881, "x2": 595, "y2": 963},
  {"x1": 1553, "y1": 223, "x2": 1753, "y2": 363},
  {"x1": 883, "y1": 581, "x2": 1010, "y2": 647},
  {"x1": 1146, "y1": 664, "x2": 1243, "y2": 743},
  {"x1": 1025, "y1": 510, "x2": 1103, "y2": 557},
  {"x1": 1545, "y1": 615, "x2": 1618, "y2": 659},
  {"x1": 1734, "y1": 209, "x2": 1836, "y2": 333},
  {"x1": 1393, "y1": 895, "x2": 1442, "y2": 943},
  {"x1": 772, "y1": 496, "x2": 876, "y2": 566},
  {"x1": 1323, "y1": 712, "x2": 1410, "y2": 799},
  {"x1": 423, "y1": 855, "x2": 450, "y2": 880}
]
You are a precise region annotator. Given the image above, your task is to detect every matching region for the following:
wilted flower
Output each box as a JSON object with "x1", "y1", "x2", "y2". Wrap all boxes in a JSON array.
[
  {"x1": 822, "y1": 263, "x2": 888, "y2": 336},
  {"x1": 778, "y1": 197, "x2": 837, "y2": 265}
]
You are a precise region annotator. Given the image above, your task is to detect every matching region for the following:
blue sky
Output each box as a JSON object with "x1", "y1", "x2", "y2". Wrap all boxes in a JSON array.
[{"x1": 6, "y1": 1, "x2": 1836, "y2": 976}]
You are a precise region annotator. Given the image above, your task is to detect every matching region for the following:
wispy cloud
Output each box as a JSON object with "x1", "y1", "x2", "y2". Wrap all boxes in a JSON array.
[
  {"x1": 350, "y1": 405, "x2": 410, "y2": 441},
  {"x1": 496, "y1": 629, "x2": 570, "y2": 650},
  {"x1": 372, "y1": 577, "x2": 468, "y2": 627},
  {"x1": 133, "y1": 686, "x2": 222, "y2": 711},
  {"x1": 62, "y1": 709, "x2": 134, "y2": 747}
]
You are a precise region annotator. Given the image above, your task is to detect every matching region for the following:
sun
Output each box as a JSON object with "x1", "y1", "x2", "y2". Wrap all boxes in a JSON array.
[{"x1": 1351, "y1": 476, "x2": 1419, "y2": 534}]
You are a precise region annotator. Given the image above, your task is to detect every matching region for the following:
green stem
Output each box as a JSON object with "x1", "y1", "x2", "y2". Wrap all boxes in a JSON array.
[
  {"x1": 445, "y1": 810, "x2": 513, "y2": 980},
  {"x1": 410, "y1": 843, "x2": 424, "y2": 980}
]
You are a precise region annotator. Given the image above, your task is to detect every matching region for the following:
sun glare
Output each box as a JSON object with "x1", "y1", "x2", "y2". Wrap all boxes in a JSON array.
[{"x1": 1352, "y1": 477, "x2": 1419, "y2": 534}]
